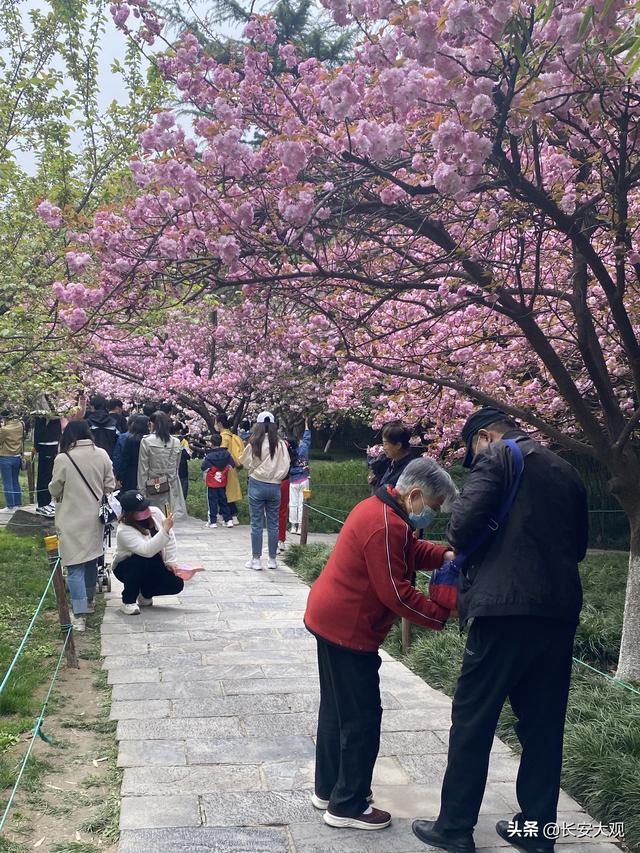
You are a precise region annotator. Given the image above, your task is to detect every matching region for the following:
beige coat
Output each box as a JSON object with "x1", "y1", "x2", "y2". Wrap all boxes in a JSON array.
[
  {"x1": 138, "y1": 434, "x2": 187, "y2": 520},
  {"x1": 49, "y1": 440, "x2": 115, "y2": 567},
  {"x1": 239, "y1": 437, "x2": 290, "y2": 484}
]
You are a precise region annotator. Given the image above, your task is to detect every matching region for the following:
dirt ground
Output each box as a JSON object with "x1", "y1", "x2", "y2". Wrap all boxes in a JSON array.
[{"x1": 1, "y1": 606, "x2": 120, "y2": 853}]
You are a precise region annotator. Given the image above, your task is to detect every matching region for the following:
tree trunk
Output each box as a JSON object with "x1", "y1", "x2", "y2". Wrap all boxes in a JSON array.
[{"x1": 617, "y1": 515, "x2": 640, "y2": 680}]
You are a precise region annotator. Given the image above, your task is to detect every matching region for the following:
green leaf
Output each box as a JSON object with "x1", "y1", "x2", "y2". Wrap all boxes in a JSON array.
[{"x1": 578, "y1": 5, "x2": 594, "y2": 39}]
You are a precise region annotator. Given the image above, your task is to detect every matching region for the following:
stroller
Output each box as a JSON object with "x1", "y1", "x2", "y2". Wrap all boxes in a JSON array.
[{"x1": 97, "y1": 523, "x2": 114, "y2": 593}]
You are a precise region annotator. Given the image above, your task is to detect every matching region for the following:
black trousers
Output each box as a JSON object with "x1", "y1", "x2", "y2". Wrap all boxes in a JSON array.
[
  {"x1": 113, "y1": 553, "x2": 184, "y2": 604},
  {"x1": 36, "y1": 444, "x2": 57, "y2": 507},
  {"x1": 314, "y1": 637, "x2": 382, "y2": 817},
  {"x1": 436, "y1": 616, "x2": 576, "y2": 838}
]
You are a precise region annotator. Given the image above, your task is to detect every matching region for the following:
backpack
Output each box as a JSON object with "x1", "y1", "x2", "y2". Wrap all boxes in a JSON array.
[{"x1": 205, "y1": 464, "x2": 230, "y2": 488}]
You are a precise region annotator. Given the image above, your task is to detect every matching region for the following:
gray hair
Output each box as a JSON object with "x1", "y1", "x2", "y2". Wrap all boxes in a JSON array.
[{"x1": 396, "y1": 458, "x2": 458, "y2": 512}]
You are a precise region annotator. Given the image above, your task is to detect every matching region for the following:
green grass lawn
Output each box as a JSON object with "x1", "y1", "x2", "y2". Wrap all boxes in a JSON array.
[
  {"x1": 285, "y1": 545, "x2": 640, "y2": 852},
  {"x1": 0, "y1": 532, "x2": 62, "y2": 796}
]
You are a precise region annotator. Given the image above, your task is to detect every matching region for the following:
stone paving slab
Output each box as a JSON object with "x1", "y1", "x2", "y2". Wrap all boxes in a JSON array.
[{"x1": 103, "y1": 519, "x2": 618, "y2": 853}]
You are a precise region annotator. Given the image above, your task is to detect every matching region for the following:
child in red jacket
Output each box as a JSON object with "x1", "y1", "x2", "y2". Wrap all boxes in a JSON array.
[{"x1": 304, "y1": 457, "x2": 458, "y2": 832}]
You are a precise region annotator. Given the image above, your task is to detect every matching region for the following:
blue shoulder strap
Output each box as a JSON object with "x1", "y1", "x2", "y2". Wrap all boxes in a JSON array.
[{"x1": 456, "y1": 438, "x2": 525, "y2": 566}]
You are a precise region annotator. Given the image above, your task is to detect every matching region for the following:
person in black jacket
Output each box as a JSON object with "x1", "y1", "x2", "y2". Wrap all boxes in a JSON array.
[
  {"x1": 368, "y1": 422, "x2": 416, "y2": 491},
  {"x1": 413, "y1": 408, "x2": 588, "y2": 853},
  {"x1": 117, "y1": 415, "x2": 149, "y2": 492},
  {"x1": 86, "y1": 395, "x2": 118, "y2": 458}
]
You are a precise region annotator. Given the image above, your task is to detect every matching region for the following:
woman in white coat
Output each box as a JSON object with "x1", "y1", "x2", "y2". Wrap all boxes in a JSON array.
[
  {"x1": 49, "y1": 420, "x2": 115, "y2": 632},
  {"x1": 112, "y1": 490, "x2": 184, "y2": 615},
  {"x1": 138, "y1": 411, "x2": 187, "y2": 520}
]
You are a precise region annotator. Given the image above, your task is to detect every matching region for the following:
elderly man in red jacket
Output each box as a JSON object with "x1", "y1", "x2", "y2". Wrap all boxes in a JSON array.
[{"x1": 304, "y1": 457, "x2": 458, "y2": 831}]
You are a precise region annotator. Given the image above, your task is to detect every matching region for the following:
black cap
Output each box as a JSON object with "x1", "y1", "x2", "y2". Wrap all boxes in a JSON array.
[
  {"x1": 461, "y1": 407, "x2": 510, "y2": 469},
  {"x1": 118, "y1": 490, "x2": 151, "y2": 512}
]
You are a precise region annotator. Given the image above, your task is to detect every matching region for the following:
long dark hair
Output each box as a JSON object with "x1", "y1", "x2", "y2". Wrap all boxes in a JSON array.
[
  {"x1": 60, "y1": 419, "x2": 93, "y2": 452},
  {"x1": 150, "y1": 411, "x2": 172, "y2": 445},
  {"x1": 120, "y1": 509, "x2": 158, "y2": 536},
  {"x1": 249, "y1": 422, "x2": 279, "y2": 460},
  {"x1": 216, "y1": 413, "x2": 231, "y2": 430},
  {"x1": 127, "y1": 415, "x2": 149, "y2": 442}
]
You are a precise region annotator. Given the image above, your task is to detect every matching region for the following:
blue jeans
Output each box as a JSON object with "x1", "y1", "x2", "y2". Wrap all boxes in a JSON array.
[
  {"x1": 0, "y1": 455, "x2": 22, "y2": 508},
  {"x1": 248, "y1": 478, "x2": 281, "y2": 559},
  {"x1": 207, "y1": 486, "x2": 232, "y2": 523},
  {"x1": 67, "y1": 560, "x2": 98, "y2": 615}
]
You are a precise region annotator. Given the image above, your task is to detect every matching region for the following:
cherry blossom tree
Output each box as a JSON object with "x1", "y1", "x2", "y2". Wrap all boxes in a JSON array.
[
  {"x1": 75, "y1": 297, "x2": 337, "y2": 431},
  {"x1": 46, "y1": 0, "x2": 640, "y2": 676}
]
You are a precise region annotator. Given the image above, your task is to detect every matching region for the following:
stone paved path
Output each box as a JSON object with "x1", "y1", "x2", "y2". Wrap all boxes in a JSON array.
[{"x1": 102, "y1": 519, "x2": 618, "y2": 853}]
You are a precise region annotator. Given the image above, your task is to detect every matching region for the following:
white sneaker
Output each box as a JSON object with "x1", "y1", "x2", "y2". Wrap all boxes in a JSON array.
[
  {"x1": 0, "y1": 506, "x2": 13, "y2": 514},
  {"x1": 267, "y1": 557, "x2": 277, "y2": 570},
  {"x1": 120, "y1": 602, "x2": 141, "y2": 615},
  {"x1": 226, "y1": 520, "x2": 234, "y2": 528},
  {"x1": 86, "y1": 600, "x2": 95, "y2": 614},
  {"x1": 232, "y1": 516, "x2": 240, "y2": 526},
  {"x1": 206, "y1": 522, "x2": 217, "y2": 529},
  {"x1": 289, "y1": 524, "x2": 297, "y2": 534},
  {"x1": 205, "y1": 522, "x2": 213, "y2": 528},
  {"x1": 36, "y1": 505, "x2": 54, "y2": 517},
  {"x1": 277, "y1": 541, "x2": 286, "y2": 554},
  {"x1": 137, "y1": 594, "x2": 153, "y2": 607},
  {"x1": 245, "y1": 558, "x2": 262, "y2": 571},
  {"x1": 71, "y1": 615, "x2": 86, "y2": 632}
]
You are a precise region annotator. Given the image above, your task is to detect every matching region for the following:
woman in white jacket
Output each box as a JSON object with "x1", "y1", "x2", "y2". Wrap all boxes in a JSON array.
[
  {"x1": 112, "y1": 490, "x2": 184, "y2": 615},
  {"x1": 239, "y1": 412, "x2": 290, "y2": 571}
]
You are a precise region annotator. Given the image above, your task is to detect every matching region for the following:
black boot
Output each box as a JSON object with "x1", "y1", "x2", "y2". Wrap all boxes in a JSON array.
[
  {"x1": 496, "y1": 820, "x2": 555, "y2": 852},
  {"x1": 412, "y1": 820, "x2": 475, "y2": 852}
]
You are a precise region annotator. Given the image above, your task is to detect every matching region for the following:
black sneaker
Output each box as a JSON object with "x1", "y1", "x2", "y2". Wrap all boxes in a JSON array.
[
  {"x1": 412, "y1": 820, "x2": 475, "y2": 852},
  {"x1": 496, "y1": 820, "x2": 554, "y2": 852}
]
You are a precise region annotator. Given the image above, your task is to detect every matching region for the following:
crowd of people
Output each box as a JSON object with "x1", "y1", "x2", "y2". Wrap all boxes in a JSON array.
[
  {"x1": 2, "y1": 397, "x2": 590, "y2": 852},
  {"x1": 1, "y1": 394, "x2": 316, "y2": 621}
]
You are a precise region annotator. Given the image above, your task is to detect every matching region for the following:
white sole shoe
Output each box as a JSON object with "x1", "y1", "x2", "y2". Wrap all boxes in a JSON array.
[
  {"x1": 120, "y1": 603, "x2": 141, "y2": 615},
  {"x1": 323, "y1": 809, "x2": 391, "y2": 830},
  {"x1": 232, "y1": 517, "x2": 240, "y2": 526},
  {"x1": 71, "y1": 617, "x2": 86, "y2": 632},
  {"x1": 245, "y1": 559, "x2": 262, "y2": 571},
  {"x1": 311, "y1": 794, "x2": 330, "y2": 810},
  {"x1": 137, "y1": 595, "x2": 153, "y2": 607},
  {"x1": 226, "y1": 521, "x2": 234, "y2": 528}
]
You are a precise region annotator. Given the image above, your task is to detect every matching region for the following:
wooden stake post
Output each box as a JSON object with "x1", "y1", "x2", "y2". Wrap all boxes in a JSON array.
[
  {"x1": 300, "y1": 504, "x2": 310, "y2": 546},
  {"x1": 44, "y1": 536, "x2": 79, "y2": 668},
  {"x1": 401, "y1": 618, "x2": 411, "y2": 653}
]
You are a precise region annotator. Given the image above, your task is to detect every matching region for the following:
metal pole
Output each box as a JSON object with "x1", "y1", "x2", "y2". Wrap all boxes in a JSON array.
[
  {"x1": 300, "y1": 504, "x2": 309, "y2": 546},
  {"x1": 26, "y1": 454, "x2": 35, "y2": 504}
]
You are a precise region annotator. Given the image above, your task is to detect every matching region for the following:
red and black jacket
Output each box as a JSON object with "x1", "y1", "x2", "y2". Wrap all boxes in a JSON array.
[{"x1": 304, "y1": 488, "x2": 450, "y2": 653}]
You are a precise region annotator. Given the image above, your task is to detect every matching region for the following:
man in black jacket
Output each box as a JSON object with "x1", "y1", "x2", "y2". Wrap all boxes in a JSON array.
[
  {"x1": 86, "y1": 395, "x2": 118, "y2": 458},
  {"x1": 413, "y1": 408, "x2": 588, "y2": 853}
]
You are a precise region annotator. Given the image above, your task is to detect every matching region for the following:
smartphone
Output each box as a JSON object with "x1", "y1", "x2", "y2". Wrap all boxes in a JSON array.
[{"x1": 164, "y1": 502, "x2": 171, "y2": 517}]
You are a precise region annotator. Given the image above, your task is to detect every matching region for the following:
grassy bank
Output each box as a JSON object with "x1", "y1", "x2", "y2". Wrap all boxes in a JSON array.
[
  {"x1": 285, "y1": 545, "x2": 640, "y2": 851},
  {"x1": 0, "y1": 531, "x2": 59, "y2": 792}
]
